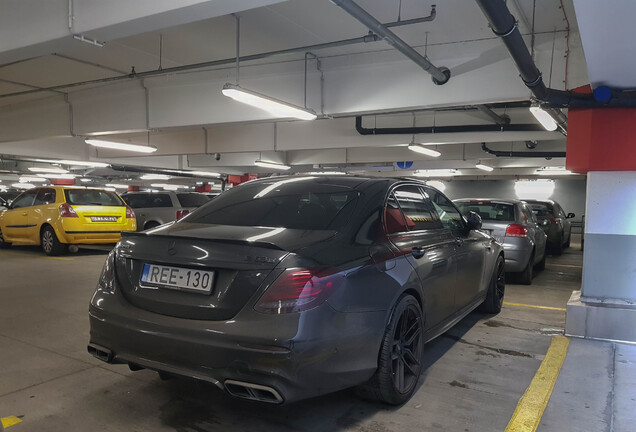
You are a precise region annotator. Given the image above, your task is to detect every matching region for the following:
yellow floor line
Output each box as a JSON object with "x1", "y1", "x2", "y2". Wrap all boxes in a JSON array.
[
  {"x1": 0, "y1": 251, "x2": 73, "y2": 261},
  {"x1": 505, "y1": 336, "x2": 570, "y2": 432},
  {"x1": 1, "y1": 416, "x2": 23, "y2": 428},
  {"x1": 503, "y1": 302, "x2": 566, "y2": 312}
]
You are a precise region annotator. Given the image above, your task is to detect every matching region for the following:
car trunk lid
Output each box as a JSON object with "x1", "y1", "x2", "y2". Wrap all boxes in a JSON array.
[{"x1": 115, "y1": 223, "x2": 336, "y2": 320}]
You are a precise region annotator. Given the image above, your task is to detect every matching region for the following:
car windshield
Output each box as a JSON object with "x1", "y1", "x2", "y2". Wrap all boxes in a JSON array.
[
  {"x1": 455, "y1": 201, "x2": 515, "y2": 222},
  {"x1": 187, "y1": 179, "x2": 359, "y2": 230},
  {"x1": 528, "y1": 203, "x2": 553, "y2": 218},
  {"x1": 177, "y1": 193, "x2": 209, "y2": 208},
  {"x1": 65, "y1": 189, "x2": 124, "y2": 206}
]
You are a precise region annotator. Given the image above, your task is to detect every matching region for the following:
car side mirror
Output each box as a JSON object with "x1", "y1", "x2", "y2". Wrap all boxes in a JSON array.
[
  {"x1": 466, "y1": 211, "x2": 482, "y2": 230},
  {"x1": 567, "y1": 212, "x2": 575, "y2": 219}
]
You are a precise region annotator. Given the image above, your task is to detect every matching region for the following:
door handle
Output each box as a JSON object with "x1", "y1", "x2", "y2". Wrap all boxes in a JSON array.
[
  {"x1": 21, "y1": 212, "x2": 27, "y2": 216},
  {"x1": 411, "y1": 246, "x2": 425, "y2": 259}
]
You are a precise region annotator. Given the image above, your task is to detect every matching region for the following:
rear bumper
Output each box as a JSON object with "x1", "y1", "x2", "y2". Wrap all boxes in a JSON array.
[
  {"x1": 502, "y1": 238, "x2": 533, "y2": 272},
  {"x1": 88, "y1": 287, "x2": 386, "y2": 404},
  {"x1": 62, "y1": 231, "x2": 124, "y2": 244}
]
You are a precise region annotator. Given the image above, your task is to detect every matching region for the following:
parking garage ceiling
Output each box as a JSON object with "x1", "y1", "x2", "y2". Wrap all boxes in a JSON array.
[{"x1": 0, "y1": 0, "x2": 591, "y2": 187}]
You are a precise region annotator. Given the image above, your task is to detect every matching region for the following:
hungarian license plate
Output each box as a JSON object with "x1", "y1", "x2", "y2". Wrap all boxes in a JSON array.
[
  {"x1": 91, "y1": 216, "x2": 118, "y2": 222},
  {"x1": 141, "y1": 264, "x2": 214, "y2": 293}
]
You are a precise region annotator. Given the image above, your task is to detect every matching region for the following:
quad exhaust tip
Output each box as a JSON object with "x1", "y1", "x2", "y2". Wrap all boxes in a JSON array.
[
  {"x1": 87, "y1": 343, "x2": 113, "y2": 363},
  {"x1": 224, "y1": 380, "x2": 284, "y2": 404}
]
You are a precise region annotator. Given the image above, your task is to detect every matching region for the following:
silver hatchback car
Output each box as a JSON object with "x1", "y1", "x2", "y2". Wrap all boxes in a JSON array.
[
  {"x1": 121, "y1": 191, "x2": 209, "y2": 231},
  {"x1": 454, "y1": 199, "x2": 547, "y2": 285}
]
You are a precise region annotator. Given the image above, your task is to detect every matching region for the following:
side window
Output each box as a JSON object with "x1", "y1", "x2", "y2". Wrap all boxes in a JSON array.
[
  {"x1": 34, "y1": 189, "x2": 56, "y2": 206},
  {"x1": 392, "y1": 186, "x2": 438, "y2": 231},
  {"x1": 10, "y1": 190, "x2": 38, "y2": 209},
  {"x1": 123, "y1": 194, "x2": 149, "y2": 209},
  {"x1": 150, "y1": 194, "x2": 173, "y2": 208},
  {"x1": 427, "y1": 189, "x2": 465, "y2": 234},
  {"x1": 384, "y1": 193, "x2": 408, "y2": 234}
]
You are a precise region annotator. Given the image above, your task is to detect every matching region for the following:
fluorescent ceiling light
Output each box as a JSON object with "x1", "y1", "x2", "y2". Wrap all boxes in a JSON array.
[
  {"x1": 254, "y1": 160, "x2": 291, "y2": 170},
  {"x1": 407, "y1": 144, "x2": 441, "y2": 157},
  {"x1": 37, "y1": 174, "x2": 77, "y2": 179},
  {"x1": 19, "y1": 176, "x2": 46, "y2": 183},
  {"x1": 179, "y1": 170, "x2": 221, "y2": 178},
  {"x1": 79, "y1": 178, "x2": 92, "y2": 182},
  {"x1": 28, "y1": 167, "x2": 69, "y2": 174},
  {"x1": 150, "y1": 183, "x2": 187, "y2": 190},
  {"x1": 12, "y1": 183, "x2": 34, "y2": 189},
  {"x1": 222, "y1": 83, "x2": 317, "y2": 121},
  {"x1": 105, "y1": 183, "x2": 129, "y2": 189},
  {"x1": 85, "y1": 139, "x2": 157, "y2": 153},
  {"x1": 140, "y1": 174, "x2": 170, "y2": 180},
  {"x1": 34, "y1": 159, "x2": 109, "y2": 168},
  {"x1": 413, "y1": 169, "x2": 458, "y2": 177},
  {"x1": 104, "y1": 187, "x2": 116, "y2": 192},
  {"x1": 426, "y1": 180, "x2": 446, "y2": 192},
  {"x1": 536, "y1": 167, "x2": 573, "y2": 176},
  {"x1": 475, "y1": 163, "x2": 494, "y2": 172},
  {"x1": 529, "y1": 105, "x2": 558, "y2": 131}
]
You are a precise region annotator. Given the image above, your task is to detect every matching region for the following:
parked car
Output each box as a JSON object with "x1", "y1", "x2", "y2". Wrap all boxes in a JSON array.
[
  {"x1": 524, "y1": 199, "x2": 575, "y2": 255},
  {"x1": 0, "y1": 186, "x2": 136, "y2": 255},
  {"x1": 121, "y1": 191, "x2": 209, "y2": 230},
  {"x1": 454, "y1": 199, "x2": 547, "y2": 284},
  {"x1": 0, "y1": 191, "x2": 20, "y2": 209},
  {"x1": 88, "y1": 176, "x2": 504, "y2": 405}
]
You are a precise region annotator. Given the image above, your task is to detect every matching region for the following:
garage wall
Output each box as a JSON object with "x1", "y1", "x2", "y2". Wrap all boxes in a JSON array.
[{"x1": 444, "y1": 178, "x2": 587, "y2": 221}]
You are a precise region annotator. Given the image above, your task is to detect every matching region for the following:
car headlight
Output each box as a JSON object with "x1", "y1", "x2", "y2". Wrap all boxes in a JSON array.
[{"x1": 97, "y1": 249, "x2": 116, "y2": 293}]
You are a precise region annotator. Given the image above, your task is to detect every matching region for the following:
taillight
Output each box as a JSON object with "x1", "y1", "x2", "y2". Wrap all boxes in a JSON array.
[
  {"x1": 125, "y1": 206, "x2": 135, "y2": 219},
  {"x1": 505, "y1": 224, "x2": 528, "y2": 237},
  {"x1": 59, "y1": 203, "x2": 79, "y2": 218},
  {"x1": 176, "y1": 209, "x2": 189, "y2": 220},
  {"x1": 96, "y1": 249, "x2": 116, "y2": 293},
  {"x1": 255, "y1": 268, "x2": 344, "y2": 314}
]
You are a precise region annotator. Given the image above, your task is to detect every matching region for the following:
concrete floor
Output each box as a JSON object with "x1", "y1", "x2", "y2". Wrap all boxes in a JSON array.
[{"x1": 0, "y1": 235, "x2": 630, "y2": 431}]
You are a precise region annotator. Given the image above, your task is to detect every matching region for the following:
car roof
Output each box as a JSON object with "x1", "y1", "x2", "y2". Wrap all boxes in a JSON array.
[{"x1": 244, "y1": 175, "x2": 430, "y2": 192}]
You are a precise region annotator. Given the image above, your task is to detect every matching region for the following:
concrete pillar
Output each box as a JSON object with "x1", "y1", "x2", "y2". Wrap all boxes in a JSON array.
[{"x1": 565, "y1": 104, "x2": 636, "y2": 343}]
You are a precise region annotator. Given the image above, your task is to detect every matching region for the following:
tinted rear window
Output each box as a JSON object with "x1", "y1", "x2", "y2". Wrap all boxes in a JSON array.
[
  {"x1": 177, "y1": 193, "x2": 209, "y2": 208},
  {"x1": 65, "y1": 189, "x2": 124, "y2": 206},
  {"x1": 528, "y1": 203, "x2": 553, "y2": 218},
  {"x1": 456, "y1": 201, "x2": 515, "y2": 221},
  {"x1": 123, "y1": 193, "x2": 172, "y2": 208},
  {"x1": 187, "y1": 179, "x2": 359, "y2": 230}
]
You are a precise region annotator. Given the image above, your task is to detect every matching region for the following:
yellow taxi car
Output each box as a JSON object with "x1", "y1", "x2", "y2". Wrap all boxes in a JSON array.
[{"x1": 0, "y1": 186, "x2": 136, "y2": 255}]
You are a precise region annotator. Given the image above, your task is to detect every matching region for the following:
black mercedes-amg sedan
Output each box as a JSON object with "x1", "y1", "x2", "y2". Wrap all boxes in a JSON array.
[{"x1": 88, "y1": 175, "x2": 504, "y2": 405}]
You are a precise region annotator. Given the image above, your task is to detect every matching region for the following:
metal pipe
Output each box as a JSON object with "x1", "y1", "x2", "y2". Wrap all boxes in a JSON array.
[
  {"x1": 355, "y1": 116, "x2": 544, "y2": 135},
  {"x1": 331, "y1": 0, "x2": 450, "y2": 84},
  {"x1": 475, "y1": 0, "x2": 636, "y2": 108},
  {"x1": 481, "y1": 142, "x2": 565, "y2": 158},
  {"x1": 384, "y1": 5, "x2": 436, "y2": 28},
  {"x1": 475, "y1": 105, "x2": 510, "y2": 126}
]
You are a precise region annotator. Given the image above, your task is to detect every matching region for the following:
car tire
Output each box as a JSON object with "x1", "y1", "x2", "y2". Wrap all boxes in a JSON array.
[
  {"x1": 41, "y1": 226, "x2": 67, "y2": 256},
  {"x1": 535, "y1": 250, "x2": 546, "y2": 271},
  {"x1": 478, "y1": 255, "x2": 505, "y2": 314},
  {"x1": 518, "y1": 251, "x2": 534, "y2": 285},
  {"x1": 0, "y1": 229, "x2": 11, "y2": 249},
  {"x1": 357, "y1": 294, "x2": 423, "y2": 405},
  {"x1": 564, "y1": 231, "x2": 571, "y2": 248}
]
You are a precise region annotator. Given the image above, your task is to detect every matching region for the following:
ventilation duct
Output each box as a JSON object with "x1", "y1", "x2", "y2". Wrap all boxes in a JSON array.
[{"x1": 481, "y1": 143, "x2": 565, "y2": 158}]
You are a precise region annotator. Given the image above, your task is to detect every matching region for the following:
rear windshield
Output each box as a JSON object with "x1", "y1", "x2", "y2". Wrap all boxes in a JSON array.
[
  {"x1": 528, "y1": 203, "x2": 553, "y2": 218},
  {"x1": 65, "y1": 189, "x2": 124, "y2": 206},
  {"x1": 123, "y1": 193, "x2": 172, "y2": 208},
  {"x1": 177, "y1": 193, "x2": 209, "y2": 208},
  {"x1": 455, "y1": 201, "x2": 515, "y2": 222},
  {"x1": 187, "y1": 179, "x2": 359, "y2": 230}
]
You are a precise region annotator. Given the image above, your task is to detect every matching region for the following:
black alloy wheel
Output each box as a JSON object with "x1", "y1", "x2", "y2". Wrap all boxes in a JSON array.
[
  {"x1": 357, "y1": 294, "x2": 423, "y2": 405},
  {"x1": 479, "y1": 255, "x2": 505, "y2": 313},
  {"x1": 391, "y1": 303, "x2": 423, "y2": 395}
]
